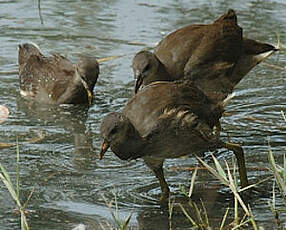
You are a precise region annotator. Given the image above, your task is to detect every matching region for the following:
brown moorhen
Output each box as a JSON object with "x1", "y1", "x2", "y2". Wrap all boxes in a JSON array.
[
  {"x1": 100, "y1": 80, "x2": 248, "y2": 202},
  {"x1": 18, "y1": 43, "x2": 99, "y2": 105},
  {"x1": 133, "y1": 9, "x2": 277, "y2": 103}
]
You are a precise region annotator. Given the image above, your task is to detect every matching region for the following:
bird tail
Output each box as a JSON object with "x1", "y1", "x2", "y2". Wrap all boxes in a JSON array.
[{"x1": 221, "y1": 92, "x2": 236, "y2": 108}]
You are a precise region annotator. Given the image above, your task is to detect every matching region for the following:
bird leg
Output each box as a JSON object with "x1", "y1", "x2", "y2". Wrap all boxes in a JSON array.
[
  {"x1": 223, "y1": 142, "x2": 249, "y2": 188},
  {"x1": 144, "y1": 158, "x2": 170, "y2": 203}
]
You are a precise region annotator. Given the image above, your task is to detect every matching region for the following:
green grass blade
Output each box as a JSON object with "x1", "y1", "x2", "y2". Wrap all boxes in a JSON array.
[
  {"x1": 0, "y1": 173, "x2": 19, "y2": 205},
  {"x1": 192, "y1": 202, "x2": 203, "y2": 225},
  {"x1": 212, "y1": 154, "x2": 227, "y2": 180},
  {"x1": 231, "y1": 219, "x2": 252, "y2": 230},
  {"x1": 276, "y1": 164, "x2": 284, "y2": 174},
  {"x1": 0, "y1": 162, "x2": 14, "y2": 190},
  {"x1": 201, "y1": 200, "x2": 209, "y2": 226},
  {"x1": 21, "y1": 210, "x2": 30, "y2": 230},
  {"x1": 122, "y1": 212, "x2": 132, "y2": 230},
  {"x1": 102, "y1": 194, "x2": 118, "y2": 227},
  {"x1": 178, "y1": 203, "x2": 198, "y2": 228},
  {"x1": 272, "y1": 182, "x2": 276, "y2": 210},
  {"x1": 197, "y1": 156, "x2": 229, "y2": 185},
  {"x1": 0, "y1": 165, "x2": 21, "y2": 207},
  {"x1": 23, "y1": 187, "x2": 35, "y2": 209},
  {"x1": 114, "y1": 192, "x2": 121, "y2": 228},
  {"x1": 179, "y1": 184, "x2": 189, "y2": 197},
  {"x1": 219, "y1": 207, "x2": 229, "y2": 230},
  {"x1": 231, "y1": 157, "x2": 238, "y2": 187},
  {"x1": 16, "y1": 138, "x2": 20, "y2": 199},
  {"x1": 276, "y1": 31, "x2": 281, "y2": 49},
  {"x1": 248, "y1": 205, "x2": 259, "y2": 230},
  {"x1": 239, "y1": 176, "x2": 271, "y2": 193},
  {"x1": 0, "y1": 144, "x2": 30, "y2": 230},
  {"x1": 189, "y1": 168, "x2": 197, "y2": 197},
  {"x1": 269, "y1": 149, "x2": 286, "y2": 194},
  {"x1": 283, "y1": 155, "x2": 286, "y2": 183},
  {"x1": 168, "y1": 198, "x2": 174, "y2": 230},
  {"x1": 225, "y1": 162, "x2": 250, "y2": 216}
]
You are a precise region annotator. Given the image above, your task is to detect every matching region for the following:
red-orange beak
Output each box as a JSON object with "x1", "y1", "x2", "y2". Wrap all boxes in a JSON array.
[{"x1": 99, "y1": 139, "x2": 110, "y2": 160}]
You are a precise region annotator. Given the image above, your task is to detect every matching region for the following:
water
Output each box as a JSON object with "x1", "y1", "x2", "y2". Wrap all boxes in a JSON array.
[{"x1": 0, "y1": 0, "x2": 286, "y2": 229}]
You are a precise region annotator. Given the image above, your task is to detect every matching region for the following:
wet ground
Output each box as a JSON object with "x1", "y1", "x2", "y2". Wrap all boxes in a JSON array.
[{"x1": 0, "y1": 0, "x2": 286, "y2": 229}]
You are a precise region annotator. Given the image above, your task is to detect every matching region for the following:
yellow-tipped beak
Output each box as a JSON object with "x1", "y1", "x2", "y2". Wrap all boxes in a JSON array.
[{"x1": 99, "y1": 140, "x2": 110, "y2": 160}]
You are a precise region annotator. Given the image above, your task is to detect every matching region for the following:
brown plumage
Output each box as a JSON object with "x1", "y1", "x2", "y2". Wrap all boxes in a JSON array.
[
  {"x1": 100, "y1": 80, "x2": 248, "y2": 202},
  {"x1": 18, "y1": 43, "x2": 99, "y2": 105},
  {"x1": 133, "y1": 9, "x2": 277, "y2": 102}
]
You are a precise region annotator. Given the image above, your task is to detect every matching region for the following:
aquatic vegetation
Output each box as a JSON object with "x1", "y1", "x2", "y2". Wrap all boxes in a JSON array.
[
  {"x1": 177, "y1": 155, "x2": 258, "y2": 230},
  {"x1": 0, "y1": 143, "x2": 32, "y2": 230},
  {"x1": 102, "y1": 192, "x2": 133, "y2": 230}
]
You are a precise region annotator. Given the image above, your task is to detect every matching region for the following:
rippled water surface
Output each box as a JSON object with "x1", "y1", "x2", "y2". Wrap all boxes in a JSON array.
[{"x1": 0, "y1": 0, "x2": 286, "y2": 229}]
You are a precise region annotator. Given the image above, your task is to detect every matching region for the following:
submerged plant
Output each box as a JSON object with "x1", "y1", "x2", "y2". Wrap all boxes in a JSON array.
[
  {"x1": 102, "y1": 192, "x2": 133, "y2": 230},
  {"x1": 268, "y1": 149, "x2": 286, "y2": 203},
  {"x1": 0, "y1": 142, "x2": 33, "y2": 230},
  {"x1": 178, "y1": 155, "x2": 259, "y2": 230},
  {"x1": 268, "y1": 139, "x2": 286, "y2": 229}
]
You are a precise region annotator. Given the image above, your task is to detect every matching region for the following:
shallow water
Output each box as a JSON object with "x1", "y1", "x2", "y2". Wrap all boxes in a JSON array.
[{"x1": 0, "y1": 0, "x2": 286, "y2": 229}]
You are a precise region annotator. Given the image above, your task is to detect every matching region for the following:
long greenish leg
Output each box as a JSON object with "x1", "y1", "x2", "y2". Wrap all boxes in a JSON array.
[
  {"x1": 144, "y1": 158, "x2": 170, "y2": 202},
  {"x1": 223, "y1": 142, "x2": 249, "y2": 188}
]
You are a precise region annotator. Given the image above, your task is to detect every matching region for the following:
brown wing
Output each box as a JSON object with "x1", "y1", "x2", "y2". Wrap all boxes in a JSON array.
[
  {"x1": 19, "y1": 54, "x2": 76, "y2": 102},
  {"x1": 154, "y1": 24, "x2": 205, "y2": 80},
  {"x1": 141, "y1": 110, "x2": 223, "y2": 159},
  {"x1": 123, "y1": 81, "x2": 222, "y2": 137},
  {"x1": 182, "y1": 10, "x2": 243, "y2": 101},
  {"x1": 154, "y1": 10, "x2": 244, "y2": 103}
]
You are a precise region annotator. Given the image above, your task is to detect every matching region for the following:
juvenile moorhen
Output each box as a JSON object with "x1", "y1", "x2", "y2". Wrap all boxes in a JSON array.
[
  {"x1": 100, "y1": 80, "x2": 248, "y2": 202},
  {"x1": 18, "y1": 43, "x2": 99, "y2": 105},
  {"x1": 133, "y1": 9, "x2": 277, "y2": 103},
  {"x1": 132, "y1": 50, "x2": 173, "y2": 93}
]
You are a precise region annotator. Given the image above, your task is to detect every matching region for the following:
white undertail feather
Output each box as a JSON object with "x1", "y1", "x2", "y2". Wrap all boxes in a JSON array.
[
  {"x1": 222, "y1": 92, "x2": 236, "y2": 108},
  {"x1": 28, "y1": 42, "x2": 42, "y2": 52},
  {"x1": 255, "y1": 50, "x2": 276, "y2": 63},
  {"x1": 256, "y1": 41, "x2": 279, "y2": 63}
]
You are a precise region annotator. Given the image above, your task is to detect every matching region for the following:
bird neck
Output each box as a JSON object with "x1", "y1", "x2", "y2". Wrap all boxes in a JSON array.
[
  {"x1": 157, "y1": 59, "x2": 173, "y2": 82},
  {"x1": 113, "y1": 127, "x2": 146, "y2": 160}
]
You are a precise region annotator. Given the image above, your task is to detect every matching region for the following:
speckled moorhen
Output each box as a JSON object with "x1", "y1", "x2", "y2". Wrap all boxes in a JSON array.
[
  {"x1": 18, "y1": 43, "x2": 99, "y2": 105},
  {"x1": 133, "y1": 9, "x2": 277, "y2": 103},
  {"x1": 100, "y1": 80, "x2": 248, "y2": 202}
]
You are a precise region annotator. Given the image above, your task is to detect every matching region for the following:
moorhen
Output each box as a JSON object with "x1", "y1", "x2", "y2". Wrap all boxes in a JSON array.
[
  {"x1": 100, "y1": 80, "x2": 248, "y2": 202},
  {"x1": 133, "y1": 9, "x2": 277, "y2": 103},
  {"x1": 18, "y1": 43, "x2": 99, "y2": 105}
]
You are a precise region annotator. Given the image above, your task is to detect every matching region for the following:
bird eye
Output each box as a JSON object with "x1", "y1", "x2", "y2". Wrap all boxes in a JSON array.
[{"x1": 110, "y1": 126, "x2": 118, "y2": 135}]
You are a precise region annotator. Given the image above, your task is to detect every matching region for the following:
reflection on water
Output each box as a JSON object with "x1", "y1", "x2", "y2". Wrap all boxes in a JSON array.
[{"x1": 0, "y1": 0, "x2": 286, "y2": 229}]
